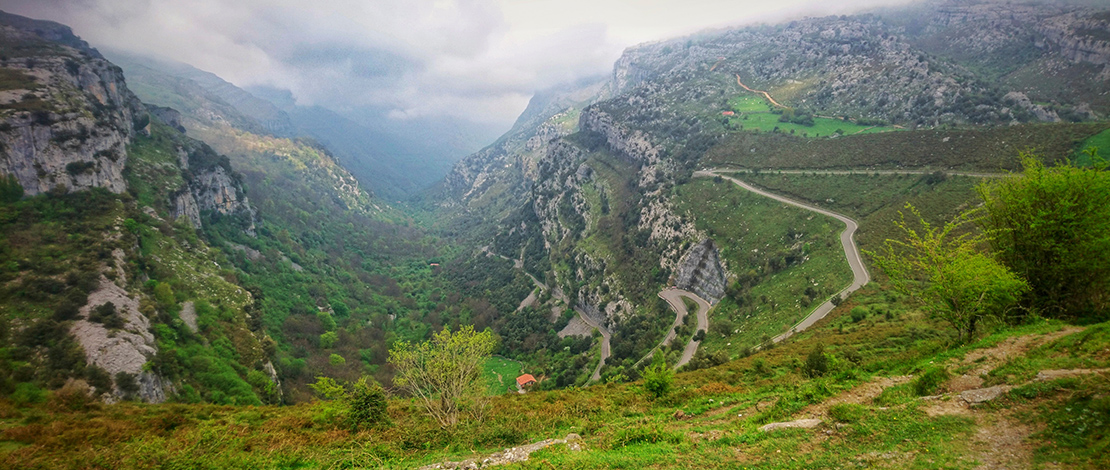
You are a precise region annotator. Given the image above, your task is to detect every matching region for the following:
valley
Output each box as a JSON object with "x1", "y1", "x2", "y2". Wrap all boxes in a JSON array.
[{"x1": 1, "y1": 1, "x2": 1110, "y2": 468}]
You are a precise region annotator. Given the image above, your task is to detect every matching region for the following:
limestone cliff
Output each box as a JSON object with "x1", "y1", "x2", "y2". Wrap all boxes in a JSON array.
[
  {"x1": 674, "y1": 239, "x2": 727, "y2": 305},
  {"x1": 0, "y1": 12, "x2": 146, "y2": 195}
]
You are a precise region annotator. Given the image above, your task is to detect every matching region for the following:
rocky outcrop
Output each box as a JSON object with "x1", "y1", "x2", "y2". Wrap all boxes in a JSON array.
[
  {"x1": 1039, "y1": 11, "x2": 1110, "y2": 67},
  {"x1": 579, "y1": 107, "x2": 662, "y2": 165},
  {"x1": 70, "y1": 276, "x2": 170, "y2": 403},
  {"x1": 0, "y1": 13, "x2": 146, "y2": 196},
  {"x1": 674, "y1": 239, "x2": 728, "y2": 305}
]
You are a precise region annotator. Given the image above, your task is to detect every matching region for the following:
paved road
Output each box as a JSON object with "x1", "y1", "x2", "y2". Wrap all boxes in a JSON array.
[
  {"x1": 709, "y1": 168, "x2": 1014, "y2": 179},
  {"x1": 486, "y1": 247, "x2": 611, "y2": 382},
  {"x1": 662, "y1": 289, "x2": 711, "y2": 369},
  {"x1": 550, "y1": 288, "x2": 611, "y2": 382},
  {"x1": 632, "y1": 288, "x2": 711, "y2": 370},
  {"x1": 695, "y1": 170, "x2": 871, "y2": 343}
]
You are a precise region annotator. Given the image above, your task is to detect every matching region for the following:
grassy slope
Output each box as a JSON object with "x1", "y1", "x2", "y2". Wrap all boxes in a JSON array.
[
  {"x1": 704, "y1": 122, "x2": 1110, "y2": 172},
  {"x1": 737, "y1": 172, "x2": 981, "y2": 254},
  {"x1": 3, "y1": 284, "x2": 1106, "y2": 469},
  {"x1": 725, "y1": 95, "x2": 895, "y2": 137},
  {"x1": 673, "y1": 178, "x2": 852, "y2": 357}
]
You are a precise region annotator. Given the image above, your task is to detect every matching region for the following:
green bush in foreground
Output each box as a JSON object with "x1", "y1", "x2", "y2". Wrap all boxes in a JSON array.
[{"x1": 977, "y1": 153, "x2": 1110, "y2": 318}]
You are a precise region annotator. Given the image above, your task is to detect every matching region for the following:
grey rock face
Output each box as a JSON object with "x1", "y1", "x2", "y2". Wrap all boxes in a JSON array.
[
  {"x1": 70, "y1": 277, "x2": 169, "y2": 403},
  {"x1": 0, "y1": 19, "x2": 145, "y2": 196},
  {"x1": 674, "y1": 239, "x2": 727, "y2": 305}
]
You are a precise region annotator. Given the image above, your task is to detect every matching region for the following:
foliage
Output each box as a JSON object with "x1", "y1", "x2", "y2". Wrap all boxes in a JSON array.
[
  {"x1": 0, "y1": 173, "x2": 22, "y2": 203},
  {"x1": 388, "y1": 325, "x2": 495, "y2": 426},
  {"x1": 869, "y1": 204, "x2": 1028, "y2": 341},
  {"x1": 804, "y1": 344, "x2": 829, "y2": 378},
  {"x1": 976, "y1": 153, "x2": 1110, "y2": 318},
  {"x1": 641, "y1": 354, "x2": 674, "y2": 399},
  {"x1": 309, "y1": 375, "x2": 388, "y2": 431},
  {"x1": 912, "y1": 366, "x2": 951, "y2": 396}
]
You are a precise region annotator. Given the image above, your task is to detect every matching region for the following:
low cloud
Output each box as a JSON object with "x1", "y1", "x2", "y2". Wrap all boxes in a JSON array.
[{"x1": 4, "y1": 0, "x2": 914, "y2": 126}]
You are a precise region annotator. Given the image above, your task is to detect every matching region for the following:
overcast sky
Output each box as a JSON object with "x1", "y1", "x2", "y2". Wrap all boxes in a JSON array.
[{"x1": 6, "y1": 0, "x2": 914, "y2": 126}]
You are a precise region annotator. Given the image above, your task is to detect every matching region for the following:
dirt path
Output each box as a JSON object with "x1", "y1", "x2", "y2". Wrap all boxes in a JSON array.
[
  {"x1": 736, "y1": 75, "x2": 786, "y2": 108},
  {"x1": 695, "y1": 170, "x2": 870, "y2": 343}
]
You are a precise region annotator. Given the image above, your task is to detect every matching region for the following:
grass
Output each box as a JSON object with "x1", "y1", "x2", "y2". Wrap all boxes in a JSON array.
[
  {"x1": 1075, "y1": 128, "x2": 1110, "y2": 165},
  {"x1": 735, "y1": 172, "x2": 981, "y2": 254},
  {"x1": 703, "y1": 122, "x2": 1110, "y2": 173},
  {"x1": 6, "y1": 294, "x2": 1097, "y2": 468},
  {"x1": 0, "y1": 68, "x2": 38, "y2": 91},
  {"x1": 725, "y1": 95, "x2": 895, "y2": 137},
  {"x1": 673, "y1": 178, "x2": 852, "y2": 356},
  {"x1": 483, "y1": 356, "x2": 523, "y2": 395}
]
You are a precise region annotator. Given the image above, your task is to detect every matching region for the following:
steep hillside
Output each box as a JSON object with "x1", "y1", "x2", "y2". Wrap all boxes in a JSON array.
[
  {"x1": 0, "y1": 11, "x2": 275, "y2": 404},
  {"x1": 0, "y1": 12, "x2": 539, "y2": 406},
  {"x1": 433, "y1": 0, "x2": 1110, "y2": 384}
]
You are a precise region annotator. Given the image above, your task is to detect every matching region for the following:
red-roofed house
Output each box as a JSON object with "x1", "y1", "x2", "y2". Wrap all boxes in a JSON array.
[
  {"x1": 722, "y1": 111, "x2": 735, "y2": 116},
  {"x1": 516, "y1": 374, "x2": 537, "y2": 389}
]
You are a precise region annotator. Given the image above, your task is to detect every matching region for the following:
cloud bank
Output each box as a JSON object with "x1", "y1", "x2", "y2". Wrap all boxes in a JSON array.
[{"x1": 4, "y1": 0, "x2": 914, "y2": 126}]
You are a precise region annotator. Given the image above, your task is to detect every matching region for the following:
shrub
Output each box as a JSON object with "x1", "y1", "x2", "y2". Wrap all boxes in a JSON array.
[
  {"x1": 88, "y1": 302, "x2": 124, "y2": 329},
  {"x1": 850, "y1": 306, "x2": 869, "y2": 323},
  {"x1": 12, "y1": 382, "x2": 47, "y2": 405},
  {"x1": 348, "y1": 377, "x2": 389, "y2": 430},
  {"x1": 642, "y1": 355, "x2": 674, "y2": 399},
  {"x1": 912, "y1": 367, "x2": 951, "y2": 396},
  {"x1": 977, "y1": 153, "x2": 1110, "y2": 318},
  {"x1": 829, "y1": 403, "x2": 866, "y2": 423},
  {"x1": 115, "y1": 372, "x2": 140, "y2": 398},
  {"x1": 85, "y1": 365, "x2": 112, "y2": 393},
  {"x1": 804, "y1": 344, "x2": 829, "y2": 378}
]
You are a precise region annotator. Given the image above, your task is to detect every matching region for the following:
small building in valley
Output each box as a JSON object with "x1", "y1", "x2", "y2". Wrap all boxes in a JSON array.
[{"x1": 516, "y1": 374, "x2": 537, "y2": 389}]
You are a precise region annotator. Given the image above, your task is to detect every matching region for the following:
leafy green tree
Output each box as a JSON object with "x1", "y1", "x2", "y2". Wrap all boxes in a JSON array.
[
  {"x1": 642, "y1": 354, "x2": 674, "y2": 399},
  {"x1": 0, "y1": 174, "x2": 23, "y2": 203},
  {"x1": 976, "y1": 153, "x2": 1110, "y2": 317},
  {"x1": 388, "y1": 325, "x2": 495, "y2": 427},
  {"x1": 869, "y1": 204, "x2": 1028, "y2": 341}
]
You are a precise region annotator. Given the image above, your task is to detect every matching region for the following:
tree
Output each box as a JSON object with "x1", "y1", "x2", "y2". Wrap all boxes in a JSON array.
[
  {"x1": 976, "y1": 153, "x2": 1110, "y2": 317},
  {"x1": 0, "y1": 173, "x2": 23, "y2": 203},
  {"x1": 869, "y1": 204, "x2": 1028, "y2": 341},
  {"x1": 388, "y1": 325, "x2": 495, "y2": 427},
  {"x1": 642, "y1": 354, "x2": 674, "y2": 399}
]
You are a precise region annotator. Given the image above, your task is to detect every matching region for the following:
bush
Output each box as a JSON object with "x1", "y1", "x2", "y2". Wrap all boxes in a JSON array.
[
  {"x1": 89, "y1": 302, "x2": 124, "y2": 329},
  {"x1": 12, "y1": 382, "x2": 47, "y2": 405},
  {"x1": 850, "y1": 306, "x2": 869, "y2": 323},
  {"x1": 642, "y1": 355, "x2": 674, "y2": 399},
  {"x1": 348, "y1": 377, "x2": 389, "y2": 430},
  {"x1": 829, "y1": 403, "x2": 866, "y2": 423},
  {"x1": 309, "y1": 376, "x2": 389, "y2": 431},
  {"x1": 977, "y1": 153, "x2": 1110, "y2": 318},
  {"x1": 912, "y1": 367, "x2": 951, "y2": 396},
  {"x1": 115, "y1": 372, "x2": 140, "y2": 398},
  {"x1": 85, "y1": 365, "x2": 112, "y2": 393},
  {"x1": 804, "y1": 344, "x2": 829, "y2": 378}
]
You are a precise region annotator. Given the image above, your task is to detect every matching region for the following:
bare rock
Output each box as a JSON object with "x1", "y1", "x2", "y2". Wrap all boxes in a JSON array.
[
  {"x1": 70, "y1": 276, "x2": 168, "y2": 402},
  {"x1": 960, "y1": 385, "x2": 1012, "y2": 404},
  {"x1": 1036, "y1": 369, "x2": 1108, "y2": 381},
  {"x1": 760, "y1": 418, "x2": 822, "y2": 432},
  {"x1": 178, "y1": 301, "x2": 198, "y2": 333},
  {"x1": 674, "y1": 239, "x2": 727, "y2": 304}
]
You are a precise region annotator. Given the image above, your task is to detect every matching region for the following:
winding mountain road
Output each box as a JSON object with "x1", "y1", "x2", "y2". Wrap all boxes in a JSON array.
[
  {"x1": 713, "y1": 168, "x2": 1014, "y2": 179},
  {"x1": 661, "y1": 289, "x2": 711, "y2": 369},
  {"x1": 695, "y1": 170, "x2": 871, "y2": 343}
]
